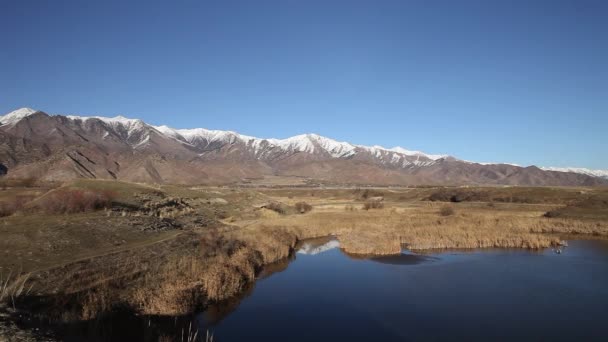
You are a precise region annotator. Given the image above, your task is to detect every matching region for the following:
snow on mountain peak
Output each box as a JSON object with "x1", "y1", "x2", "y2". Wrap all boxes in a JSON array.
[
  {"x1": 0, "y1": 107, "x2": 38, "y2": 125},
  {"x1": 6, "y1": 108, "x2": 605, "y2": 180},
  {"x1": 272, "y1": 134, "x2": 316, "y2": 153},
  {"x1": 94, "y1": 115, "x2": 144, "y2": 126},
  {"x1": 1, "y1": 107, "x2": 447, "y2": 167},
  {"x1": 66, "y1": 114, "x2": 144, "y2": 127},
  {"x1": 306, "y1": 134, "x2": 357, "y2": 157},
  {"x1": 540, "y1": 167, "x2": 608, "y2": 179},
  {"x1": 389, "y1": 147, "x2": 447, "y2": 160}
]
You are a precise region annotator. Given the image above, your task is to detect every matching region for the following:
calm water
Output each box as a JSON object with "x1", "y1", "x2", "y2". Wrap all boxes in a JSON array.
[
  {"x1": 28, "y1": 238, "x2": 608, "y2": 341},
  {"x1": 200, "y1": 237, "x2": 608, "y2": 341}
]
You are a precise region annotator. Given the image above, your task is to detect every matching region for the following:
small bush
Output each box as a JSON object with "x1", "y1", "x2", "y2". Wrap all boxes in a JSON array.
[
  {"x1": 37, "y1": 189, "x2": 116, "y2": 214},
  {"x1": 358, "y1": 189, "x2": 384, "y2": 200},
  {"x1": 264, "y1": 202, "x2": 286, "y2": 215},
  {"x1": 439, "y1": 205, "x2": 455, "y2": 216},
  {"x1": 294, "y1": 202, "x2": 312, "y2": 214},
  {"x1": 363, "y1": 201, "x2": 384, "y2": 210},
  {"x1": 543, "y1": 210, "x2": 559, "y2": 218}
]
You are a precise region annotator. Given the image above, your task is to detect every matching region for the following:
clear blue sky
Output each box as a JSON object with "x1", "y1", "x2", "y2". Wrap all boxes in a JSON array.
[{"x1": 1, "y1": 0, "x2": 607, "y2": 168}]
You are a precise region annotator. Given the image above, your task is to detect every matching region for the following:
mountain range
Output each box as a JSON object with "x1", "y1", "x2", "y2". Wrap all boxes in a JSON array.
[{"x1": 1, "y1": 108, "x2": 606, "y2": 186}]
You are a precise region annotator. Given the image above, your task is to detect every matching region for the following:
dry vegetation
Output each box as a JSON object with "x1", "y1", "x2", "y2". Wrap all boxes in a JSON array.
[
  {"x1": 294, "y1": 201, "x2": 313, "y2": 214},
  {"x1": 0, "y1": 177, "x2": 39, "y2": 189},
  {"x1": 543, "y1": 195, "x2": 608, "y2": 220},
  {"x1": 428, "y1": 186, "x2": 579, "y2": 204},
  {"x1": 35, "y1": 189, "x2": 116, "y2": 214},
  {"x1": 263, "y1": 202, "x2": 287, "y2": 215},
  {"x1": 239, "y1": 206, "x2": 595, "y2": 254},
  {"x1": 363, "y1": 200, "x2": 384, "y2": 210},
  {"x1": 0, "y1": 195, "x2": 35, "y2": 217},
  {"x1": 439, "y1": 205, "x2": 455, "y2": 216},
  {"x1": 1, "y1": 180, "x2": 608, "y2": 325},
  {"x1": 0, "y1": 271, "x2": 32, "y2": 306},
  {"x1": 356, "y1": 188, "x2": 384, "y2": 200}
]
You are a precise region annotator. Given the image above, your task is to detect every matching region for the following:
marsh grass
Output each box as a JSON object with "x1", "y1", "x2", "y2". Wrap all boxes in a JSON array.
[
  {"x1": 241, "y1": 206, "x2": 606, "y2": 254},
  {"x1": 126, "y1": 229, "x2": 294, "y2": 315},
  {"x1": 0, "y1": 270, "x2": 33, "y2": 309}
]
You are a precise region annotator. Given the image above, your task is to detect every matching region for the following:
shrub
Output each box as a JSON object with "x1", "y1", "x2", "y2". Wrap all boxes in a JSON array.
[
  {"x1": 0, "y1": 195, "x2": 35, "y2": 217},
  {"x1": 543, "y1": 210, "x2": 560, "y2": 218},
  {"x1": 363, "y1": 201, "x2": 384, "y2": 210},
  {"x1": 439, "y1": 205, "x2": 455, "y2": 216},
  {"x1": 264, "y1": 202, "x2": 286, "y2": 215},
  {"x1": 427, "y1": 189, "x2": 488, "y2": 203},
  {"x1": 358, "y1": 189, "x2": 384, "y2": 200},
  {"x1": 294, "y1": 202, "x2": 312, "y2": 214},
  {"x1": 37, "y1": 189, "x2": 116, "y2": 214}
]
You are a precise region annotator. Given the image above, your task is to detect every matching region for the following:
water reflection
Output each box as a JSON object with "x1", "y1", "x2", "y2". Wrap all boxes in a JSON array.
[
  {"x1": 204, "y1": 239, "x2": 608, "y2": 341},
  {"x1": 296, "y1": 236, "x2": 340, "y2": 255},
  {"x1": 23, "y1": 238, "x2": 608, "y2": 341},
  {"x1": 369, "y1": 253, "x2": 436, "y2": 265},
  {"x1": 296, "y1": 236, "x2": 436, "y2": 265}
]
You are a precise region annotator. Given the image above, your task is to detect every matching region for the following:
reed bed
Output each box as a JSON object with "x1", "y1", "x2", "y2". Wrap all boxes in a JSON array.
[
  {"x1": 0, "y1": 271, "x2": 32, "y2": 309},
  {"x1": 240, "y1": 206, "x2": 608, "y2": 254}
]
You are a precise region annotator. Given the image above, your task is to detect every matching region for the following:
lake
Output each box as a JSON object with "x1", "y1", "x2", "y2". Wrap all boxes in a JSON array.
[
  {"x1": 34, "y1": 237, "x2": 608, "y2": 341},
  {"x1": 200, "y1": 237, "x2": 608, "y2": 341}
]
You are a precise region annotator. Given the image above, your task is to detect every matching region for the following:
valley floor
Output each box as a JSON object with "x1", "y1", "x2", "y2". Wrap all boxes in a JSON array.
[{"x1": 1, "y1": 179, "x2": 608, "y2": 340}]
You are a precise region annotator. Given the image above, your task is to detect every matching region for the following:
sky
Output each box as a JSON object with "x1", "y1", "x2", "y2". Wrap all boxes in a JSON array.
[{"x1": 1, "y1": 0, "x2": 607, "y2": 169}]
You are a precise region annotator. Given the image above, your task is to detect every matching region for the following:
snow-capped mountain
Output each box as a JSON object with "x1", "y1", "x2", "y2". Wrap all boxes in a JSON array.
[
  {"x1": 541, "y1": 167, "x2": 608, "y2": 180},
  {"x1": 0, "y1": 107, "x2": 37, "y2": 125},
  {"x1": 154, "y1": 123, "x2": 440, "y2": 165},
  {"x1": 0, "y1": 107, "x2": 606, "y2": 186},
  {"x1": 57, "y1": 109, "x2": 445, "y2": 168}
]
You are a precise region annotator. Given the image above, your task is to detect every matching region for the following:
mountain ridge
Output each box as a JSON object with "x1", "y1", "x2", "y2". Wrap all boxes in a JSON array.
[{"x1": 1, "y1": 108, "x2": 605, "y2": 186}]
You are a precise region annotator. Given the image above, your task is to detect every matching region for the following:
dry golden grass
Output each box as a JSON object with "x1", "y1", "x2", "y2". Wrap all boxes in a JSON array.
[
  {"x1": 238, "y1": 205, "x2": 608, "y2": 254},
  {"x1": 130, "y1": 255, "x2": 208, "y2": 315},
  {"x1": 439, "y1": 205, "x2": 455, "y2": 216},
  {"x1": 122, "y1": 228, "x2": 296, "y2": 315},
  {"x1": 0, "y1": 271, "x2": 32, "y2": 306},
  {"x1": 339, "y1": 231, "x2": 401, "y2": 255}
]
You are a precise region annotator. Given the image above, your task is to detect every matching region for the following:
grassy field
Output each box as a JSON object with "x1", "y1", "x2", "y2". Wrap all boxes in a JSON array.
[{"x1": 1, "y1": 179, "x2": 607, "y2": 323}]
